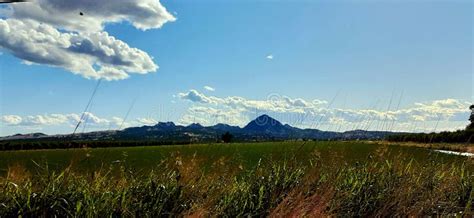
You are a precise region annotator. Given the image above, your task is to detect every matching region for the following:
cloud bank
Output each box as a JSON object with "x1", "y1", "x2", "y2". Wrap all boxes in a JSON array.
[
  {"x1": 1, "y1": 92, "x2": 470, "y2": 135},
  {"x1": 8, "y1": 0, "x2": 176, "y2": 32},
  {"x1": 176, "y1": 90, "x2": 471, "y2": 132},
  {"x1": 0, "y1": 93, "x2": 470, "y2": 133},
  {"x1": 0, "y1": 0, "x2": 175, "y2": 80},
  {"x1": 1, "y1": 112, "x2": 157, "y2": 131}
]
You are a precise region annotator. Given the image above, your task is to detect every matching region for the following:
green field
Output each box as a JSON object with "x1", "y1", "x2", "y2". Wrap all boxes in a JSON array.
[
  {"x1": 0, "y1": 141, "x2": 472, "y2": 216},
  {"x1": 0, "y1": 141, "x2": 468, "y2": 175}
]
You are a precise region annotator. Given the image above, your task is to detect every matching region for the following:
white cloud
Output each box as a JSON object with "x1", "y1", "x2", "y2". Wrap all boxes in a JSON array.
[
  {"x1": 178, "y1": 90, "x2": 327, "y2": 114},
  {"x1": 1, "y1": 115, "x2": 22, "y2": 125},
  {"x1": 1, "y1": 96, "x2": 470, "y2": 134},
  {"x1": 179, "y1": 106, "x2": 246, "y2": 126},
  {"x1": 178, "y1": 89, "x2": 216, "y2": 104},
  {"x1": 176, "y1": 89, "x2": 472, "y2": 132},
  {"x1": 395, "y1": 99, "x2": 469, "y2": 122},
  {"x1": 0, "y1": 113, "x2": 153, "y2": 131},
  {"x1": 1, "y1": 113, "x2": 109, "y2": 127},
  {"x1": 136, "y1": 117, "x2": 157, "y2": 125},
  {"x1": 266, "y1": 54, "x2": 273, "y2": 60},
  {"x1": 283, "y1": 96, "x2": 309, "y2": 107},
  {"x1": 0, "y1": 19, "x2": 157, "y2": 80},
  {"x1": 0, "y1": 0, "x2": 175, "y2": 80},
  {"x1": 6, "y1": 0, "x2": 176, "y2": 32},
  {"x1": 203, "y1": 85, "x2": 215, "y2": 92}
]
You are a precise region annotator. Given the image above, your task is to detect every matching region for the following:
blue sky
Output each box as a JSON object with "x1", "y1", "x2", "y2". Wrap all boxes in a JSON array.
[{"x1": 0, "y1": 0, "x2": 472, "y2": 135}]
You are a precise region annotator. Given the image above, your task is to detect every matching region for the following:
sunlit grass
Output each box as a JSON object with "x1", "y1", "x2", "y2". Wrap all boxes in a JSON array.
[{"x1": 0, "y1": 141, "x2": 472, "y2": 216}]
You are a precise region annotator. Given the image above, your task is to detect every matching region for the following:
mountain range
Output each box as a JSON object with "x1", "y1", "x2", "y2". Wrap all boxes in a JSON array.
[{"x1": 0, "y1": 114, "x2": 398, "y2": 142}]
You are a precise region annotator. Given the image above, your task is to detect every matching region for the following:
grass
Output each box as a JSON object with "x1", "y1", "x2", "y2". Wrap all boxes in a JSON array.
[
  {"x1": 377, "y1": 140, "x2": 474, "y2": 153},
  {"x1": 0, "y1": 141, "x2": 472, "y2": 216}
]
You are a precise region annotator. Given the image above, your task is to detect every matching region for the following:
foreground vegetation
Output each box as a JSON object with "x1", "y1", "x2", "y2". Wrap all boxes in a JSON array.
[{"x1": 0, "y1": 142, "x2": 472, "y2": 216}]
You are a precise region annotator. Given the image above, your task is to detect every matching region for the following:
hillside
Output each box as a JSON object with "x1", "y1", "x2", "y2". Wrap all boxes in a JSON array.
[{"x1": 1, "y1": 115, "x2": 396, "y2": 144}]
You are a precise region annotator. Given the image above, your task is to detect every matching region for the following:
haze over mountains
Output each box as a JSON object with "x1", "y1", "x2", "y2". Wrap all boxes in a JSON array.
[{"x1": 0, "y1": 115, "x2": 397, "y2": 142}]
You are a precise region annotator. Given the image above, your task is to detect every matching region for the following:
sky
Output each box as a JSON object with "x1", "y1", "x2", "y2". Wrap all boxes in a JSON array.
[{"x1": 0, "y1": 0, "x2": 472, "y2": 136}]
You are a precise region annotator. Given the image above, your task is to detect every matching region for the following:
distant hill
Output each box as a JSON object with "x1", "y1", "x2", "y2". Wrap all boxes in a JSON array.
[
  {"x1": 211, "y1": 123, "x2": 241, "y2": 132},
  {"x1": 0, "y1": 114, "x2": 398, "y2": 142},
  {"x1": 0, "y1": 132, "x2": 48, "y2": 141},
  {"x1": 244, "y1": 115, "x2": 290, "y2": 133}
]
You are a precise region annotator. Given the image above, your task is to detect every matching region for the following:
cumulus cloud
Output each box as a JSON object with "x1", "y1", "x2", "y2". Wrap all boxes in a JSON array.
[
  {"x1": 6, "y1": 0, "x2": 176, "y2": 32},
  {"x1": 177, "y1": 90, "x2": 327, "y2": 114},
  {"x1": 0, "y1": 0, "x2": 175, "y2": 80},
  {"x1": 136, "y1": 117, "x2": 157, "y2": 125},
  {"x1": 1, "y1": 115, "x2": 22, "y2": 125},
  {"x1": 1, "y1": 113, "x2": 109, "y2": 127},
  {"x1": 2, "y1": 95, "x2": 470, "y2": 134},
  {"x1": 203, "y1": 86, "x2": 215, "y2": 92},
  {"x1": 0, "y1": 113, "x2": 155, "y2": 131},
  {"x1": 283, "y1": 96, "x2": 309, "y2": 107},
  {"x1": 178, "y1": 89, "x2": 216, "y2": 104},
  {"x1": 395, "y1": 99, "x2": 469, "y2": 122},
  {"x1": 0, "y1": 19, "x2": 157, "y2": 80},
  {"x1": 176, "y1": 90, "x2": 471, "y2": 132},
  {"x1": 179, "y1": 106, "x2": 246, "y2": 126}
]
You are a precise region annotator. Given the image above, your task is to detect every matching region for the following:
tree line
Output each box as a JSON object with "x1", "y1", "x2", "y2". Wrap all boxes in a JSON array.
[
  {"x1": 0, "y1": 140, "x2": 193, "y2": 151},
  {"x1": 386, "y1": 129, "x2": 473, "y2": 143},
  {"x1": 387, "y1": 104, "x2": 474, "y2": 143}
]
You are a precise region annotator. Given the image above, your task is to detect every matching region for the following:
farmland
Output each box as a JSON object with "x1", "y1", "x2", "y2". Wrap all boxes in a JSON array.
[{"x1": 0, "y1": 141, "x2": 472, "y2": 216}]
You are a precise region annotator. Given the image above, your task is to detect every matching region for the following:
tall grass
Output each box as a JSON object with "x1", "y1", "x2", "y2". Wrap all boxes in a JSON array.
[{"x1": 0, "y1": 145, "x2": 472, "y2": 216}]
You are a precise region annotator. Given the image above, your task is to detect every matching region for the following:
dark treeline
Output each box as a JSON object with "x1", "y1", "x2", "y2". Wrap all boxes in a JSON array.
[
  {"x1": 387, "y1": 129, "x2": 474, "y2": 144},
  {"x1": 0, "y1": 137, "x2": 313, "y2": 151},
  {"x1": 0, "y1": 140, "x2": 193, "y2": 151},
  {"x1": 0, "y1": 136, "x2": 285, "y2": 151},
  {"x1": 388, "y1": 105, "x2": 474, "y2": 144}
]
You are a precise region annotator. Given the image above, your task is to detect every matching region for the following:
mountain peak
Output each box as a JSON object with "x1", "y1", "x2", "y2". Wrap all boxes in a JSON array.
[
  {"x1": 255, "y1": 114, "x2": 272, "y2": 119},
  {"x1": 255, "y1": 114, "x2": 281, "y2": 124},
  {"x1": 244, "y1": 114, "x2": 287, "y2": 133},
  {"x1": 187, "y1": 123, "x2": 204, "y2": 129},
  {"x1": 211, "y1": 123, "x2": 241, "y2": 132},
  {"x1": 152, "y1": 122, "x2": 176, "y2": 131},
  {"x1": 155, "y1": 122, "x2": 175, "y2": 127}
]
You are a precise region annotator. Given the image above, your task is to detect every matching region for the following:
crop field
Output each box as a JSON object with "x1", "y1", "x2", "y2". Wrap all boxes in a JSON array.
[
  {"x1": 0, "y1": 141, "x2": 468, "y2": 174},
  {"x1": 0, "y1": 141, "x2": 472, "y2": 216}
]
